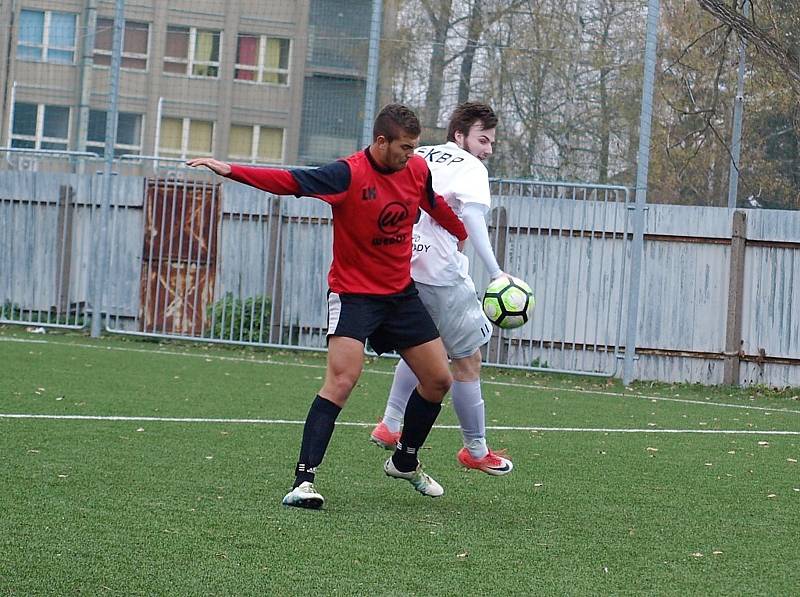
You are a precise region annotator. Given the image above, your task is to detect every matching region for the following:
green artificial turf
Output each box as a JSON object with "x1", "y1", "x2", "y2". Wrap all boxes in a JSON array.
[{"x1": 1, "y1": 328, "x2": 798, "y2": 595}]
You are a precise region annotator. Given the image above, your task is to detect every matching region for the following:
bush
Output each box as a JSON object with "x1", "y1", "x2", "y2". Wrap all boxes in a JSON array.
[
  {"x1": 206, "y1": 293, "x2": 272, "y2": 342},
  {"x1": 1, "y1": 300, "x2": 85, "y2": 327}
]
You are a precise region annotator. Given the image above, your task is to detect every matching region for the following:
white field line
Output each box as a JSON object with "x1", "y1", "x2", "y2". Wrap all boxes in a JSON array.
[
  {"x1": 1, "y1": 412, "x2": 799, "y2": 435},
  {"x1": 4, "y1": 336, "x2": 800, "y2": 415}
]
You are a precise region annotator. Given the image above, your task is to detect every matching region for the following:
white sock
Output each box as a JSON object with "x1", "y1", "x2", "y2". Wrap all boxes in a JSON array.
[
  {"x1": 382, "y1": 358, "x2": 419, "y2": 433},
  {"x1": 451, "y1": 379, "x2": 488, "y2": 458}
]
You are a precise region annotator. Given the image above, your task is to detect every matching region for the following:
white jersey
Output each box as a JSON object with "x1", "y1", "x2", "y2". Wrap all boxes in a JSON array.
[{"x1": 411, "y1": 141, "x2": 492, "y2": 286}]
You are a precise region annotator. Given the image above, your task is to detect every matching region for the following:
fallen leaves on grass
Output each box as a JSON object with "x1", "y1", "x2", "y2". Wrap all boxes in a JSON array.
[{"x1": 417, "y1": 519, "x2": 442, "y2": 526}]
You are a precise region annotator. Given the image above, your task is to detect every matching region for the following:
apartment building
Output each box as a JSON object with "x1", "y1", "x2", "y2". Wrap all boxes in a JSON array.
[{"x1": 0, "y1": 0, "x2": 386, "y2": 168}]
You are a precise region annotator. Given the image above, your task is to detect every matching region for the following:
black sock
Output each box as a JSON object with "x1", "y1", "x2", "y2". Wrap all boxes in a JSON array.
[
  {"x1": 293, "y1": 395, "x2": 341, "y2": 487},
  {"x1": 392, "y1": 388, "x2": 441, "y2": 472}
]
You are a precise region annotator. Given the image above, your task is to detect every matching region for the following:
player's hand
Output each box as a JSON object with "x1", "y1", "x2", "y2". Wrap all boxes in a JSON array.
[
  {"x1": 186, "y1": 157, "x2": 231, "y2": 176},
  {"x1": 492, "y1": 271, "x2": 511, "y2": 281},
  {"x1": 457, "y1": 239, "x2": 466, "y2": 252}
]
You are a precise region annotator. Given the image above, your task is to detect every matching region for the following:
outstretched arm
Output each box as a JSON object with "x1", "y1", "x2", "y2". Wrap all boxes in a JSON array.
[
  {"x1": 186, "y1": 157, "x2": 232, "y2": 176},
  {"x1": 187, "y1": 158, "x2": 352, "y2": 201},
  {"x1": 187, "y1": 158, "x2": 299, "y2": 195}
]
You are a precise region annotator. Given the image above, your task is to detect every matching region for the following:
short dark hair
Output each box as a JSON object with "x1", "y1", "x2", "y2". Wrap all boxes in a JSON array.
[
  {"x1": 373, "y1": 103, "x2": 421, "y2": 141},
  {"x1": 446, "y1": 102, "x2": 498, "y2": 142}
]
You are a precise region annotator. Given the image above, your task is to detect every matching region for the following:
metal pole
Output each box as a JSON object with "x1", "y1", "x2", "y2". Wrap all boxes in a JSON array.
[
  {"x1": 77, "y1": 0, "x2": 98, "y2": 154},
  {"x1": 90, "y1": 0, "x2": 124, "y2": 338},
  {"x1": 727, "y1": 0, "x2": 750, "y2": 209},
  {"x1": 361, "y1": 0, "x2": 383, "y2": 147},
  {"x1": 6, "y1": 81, "x2": 15, "y2": 147},
  {"x1": 622, "y1": 0, "x2": 660, "y2": 385},
  {"x1": 154, "y1": 96, "x2": 163, "y2": 158}
]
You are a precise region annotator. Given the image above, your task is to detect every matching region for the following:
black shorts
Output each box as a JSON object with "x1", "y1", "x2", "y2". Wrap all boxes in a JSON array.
[{"x1": 326, "y1": 283, "x2": 440, "y2": 355}]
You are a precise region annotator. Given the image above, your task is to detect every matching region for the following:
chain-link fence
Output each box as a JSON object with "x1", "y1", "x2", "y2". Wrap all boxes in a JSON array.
[{"x1": 2, "y1": 0, "x2": 800, "y2": 385}]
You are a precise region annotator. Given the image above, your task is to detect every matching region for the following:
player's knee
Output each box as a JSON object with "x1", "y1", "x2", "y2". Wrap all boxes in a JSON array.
[
  {"x1": 452, "y1": 357, "x2": 481, "y2": 381},
  {"x1": 451, "y1": 351, "x2": 482, "y2": 381},
  {"x1": 335, "y1": 373, "x2": 359, "y2": 395},
  {"x1": 323, "y1": 372, "x2": 359, "y2": 402},
  {"x1": 422, "y1": 370, "x2": 452, "y2": 400}
]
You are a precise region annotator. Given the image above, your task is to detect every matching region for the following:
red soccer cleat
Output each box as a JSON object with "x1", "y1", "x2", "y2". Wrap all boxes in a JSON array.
[
  {"x1": 370, "y1": 421, "x2": 400, "y2": 450},
  {"x1": 457, "y1": 447, "x2": 514, "y2": 476}
]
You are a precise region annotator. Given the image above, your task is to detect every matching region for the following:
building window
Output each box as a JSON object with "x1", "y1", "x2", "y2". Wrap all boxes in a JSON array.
[
  {"x1": 87, "y1": 110, "x2": 143, "y2": 157},
  {"x1": 17, "y1": 9, "x2": 77, "y2": 64},
  {"x1": 229, "y1": 124, "x2": 284, "y2": 163},
  {"x1": 235, "y1": 35, "x2": 290, "y2": 85},
  {"x1": 158, "y1": 117, "x2": 214, "y2": 159},
  {"x1": 93, "y1": 18, "x2": 149, "y2": 70},
  {"x1": 11, "y1": 102, "x2": 70, "y2": 150},
  {"x1": 164, "y1": 26, "x2": 221, "y2": 77}
]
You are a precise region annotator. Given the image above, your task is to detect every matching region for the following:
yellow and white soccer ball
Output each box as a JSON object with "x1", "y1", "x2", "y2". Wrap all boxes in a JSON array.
[{"x1": 482, "y1": 276, "x2": 535, "y2": 329}]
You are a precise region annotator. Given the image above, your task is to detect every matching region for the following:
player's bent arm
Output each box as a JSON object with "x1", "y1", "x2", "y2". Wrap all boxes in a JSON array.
[
  {"x1": 421, "y1": 173, "x2": 467, "y2": 241},
  {"x1": 424, "y1": 196, "x2": 467, "y2": 241},
  {"x1": 462, "y1": 202, "x2": 503, "y2": 279}
]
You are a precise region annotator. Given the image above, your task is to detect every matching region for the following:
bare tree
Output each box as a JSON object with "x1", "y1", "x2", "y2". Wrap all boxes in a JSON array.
[
  {"x1": 421, "y1": 0, "x2": 454, "y2": 127},
  {"x1": 696, "y1": 0, "x2": 800, "y2": 93}
]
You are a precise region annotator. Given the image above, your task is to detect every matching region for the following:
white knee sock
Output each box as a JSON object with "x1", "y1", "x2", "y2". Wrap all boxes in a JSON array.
[
  {"x1": 451, "y1": 379, "x2": 488, "y2": 458},
  {"x1": 382, "y1": 358, "x2": 419, "y2": 433}
]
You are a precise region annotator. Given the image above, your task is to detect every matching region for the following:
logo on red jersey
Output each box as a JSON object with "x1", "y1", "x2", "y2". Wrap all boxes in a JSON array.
[
  {"x1": 361, "y1": 186, "x2": 377, "y2": 200},
  {"x1": 378, "y1": 202, "x2": 409, "y2": 234}
]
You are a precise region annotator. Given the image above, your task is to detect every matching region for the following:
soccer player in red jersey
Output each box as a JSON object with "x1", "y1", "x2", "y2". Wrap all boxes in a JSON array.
[{"x1": 187, "y1": 104, "x2": 467, "y2": 509}]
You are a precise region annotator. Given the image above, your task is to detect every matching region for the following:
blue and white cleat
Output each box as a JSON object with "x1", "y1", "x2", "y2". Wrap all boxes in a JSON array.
[
  {"x1": 282, "y1": 481, "x2": 324, "y2": 509},
  {"x1": 384, "y1": 457, "x2": 444, "y2": 497}
]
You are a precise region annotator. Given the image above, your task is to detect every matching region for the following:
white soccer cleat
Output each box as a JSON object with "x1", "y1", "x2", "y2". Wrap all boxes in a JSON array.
[
  {"x1": 282, "y1": 481, "x2": 324, "y2": 509},
  {"x1": 384, "y1": 457, "x2": 444, "y2": 497}
]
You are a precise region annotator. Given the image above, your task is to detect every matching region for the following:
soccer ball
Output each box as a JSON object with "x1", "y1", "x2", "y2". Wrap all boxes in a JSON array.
[{"x1": 482, "y1": 276, "x2": 535, "y2": 329}]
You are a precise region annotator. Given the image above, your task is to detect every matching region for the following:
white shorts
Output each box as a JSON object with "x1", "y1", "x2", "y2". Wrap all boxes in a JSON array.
[{"x1": 415, "y1": 277, "x2": 492, "y2": 359}]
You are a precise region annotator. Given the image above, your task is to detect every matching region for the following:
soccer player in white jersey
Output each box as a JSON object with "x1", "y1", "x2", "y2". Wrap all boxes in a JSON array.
[{"x1": 370, "y1": 102, "x2": 514, "y2": 475}]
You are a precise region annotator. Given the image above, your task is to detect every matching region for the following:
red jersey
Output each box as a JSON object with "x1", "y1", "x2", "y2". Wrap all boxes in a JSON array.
[{"x1": 227, "y1": 148, "x2": 467, "y2": 295}]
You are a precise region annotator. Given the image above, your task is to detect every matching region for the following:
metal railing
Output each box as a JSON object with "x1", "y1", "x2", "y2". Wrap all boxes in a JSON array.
[{"x1": 1, "y1": 164, "x2": 637, "y2": 378}]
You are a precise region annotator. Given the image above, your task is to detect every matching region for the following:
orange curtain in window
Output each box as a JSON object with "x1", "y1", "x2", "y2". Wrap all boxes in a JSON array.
[{"x1": 236, "y1": 35, "x2": 258, "y2": 81}]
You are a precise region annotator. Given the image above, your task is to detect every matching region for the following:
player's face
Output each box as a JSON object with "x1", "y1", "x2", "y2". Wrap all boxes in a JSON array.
[
  {"x1": 374, "y1": 133, "x2": 419, "y2": 171},
  {"x1": 455, "y1": 122, "x2": 495, "y2": 161}
]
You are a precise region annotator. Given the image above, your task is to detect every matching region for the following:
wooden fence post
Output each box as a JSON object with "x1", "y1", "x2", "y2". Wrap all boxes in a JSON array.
[
  {"x1": 265, "y1": 195, "x2": 284, "y2": 343},
  {"x1": 55, "y1": 185, "x2": 75, "y2": 313},
  {"x1": 722, "y1": 210, "x2": 747, "y2": 386}
]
